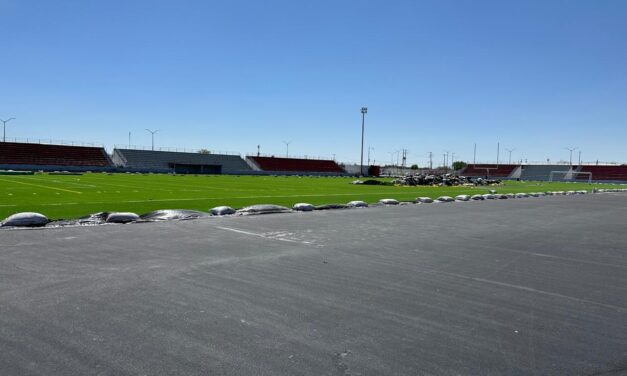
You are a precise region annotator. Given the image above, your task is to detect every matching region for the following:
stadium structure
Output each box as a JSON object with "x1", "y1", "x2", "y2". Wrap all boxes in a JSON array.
[{"x1": 1, "y1": 139, "x2": 627, "y2": 182}]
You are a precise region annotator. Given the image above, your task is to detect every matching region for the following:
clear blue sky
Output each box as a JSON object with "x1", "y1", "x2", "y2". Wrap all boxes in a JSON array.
[{"x1": 2, "y1": 0, "x2": 626, "y2": 166}]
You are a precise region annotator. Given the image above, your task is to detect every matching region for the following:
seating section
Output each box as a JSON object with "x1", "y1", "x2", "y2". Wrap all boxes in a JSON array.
[
  {"x1": 248, "y1": 156, "x2": 345, "y2": 173},
  {"x1": 461, "y1": 164, "x2": 518, "y2": 178},
  {"x1": 112, "y1": 149, "x2": 252, "y2": 173},
  {"x1": 0, "y1": 142, "x2": 111, "y2": 167},
  {"x1": 577, "y1": 166, "x2": 627, "y2": 181},
  {"x1": 519, "y1": 165, "x2": 572, "y2": 181}
]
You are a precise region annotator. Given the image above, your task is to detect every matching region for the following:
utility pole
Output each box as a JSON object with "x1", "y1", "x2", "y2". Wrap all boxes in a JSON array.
[
  {"x1": 367, "y1": 146, "x2": 374, "y2": 166},
  {"x1": 257, "y1": 144, "x2": 260, "y2": 157},
  {"x1": 473, "y1": 143, "x2": 477, "y2": 165},
  {"x1": 428, "y1": 152, "x2": 433, "y2": 170},
  {"x1": 496, "y1": 142, "x2": 500, "y2": 165},
  {"x1": 578, "y1": 150, "x2": 581, "y2": 165},
  {"x1": 1, "y1": 118, "x2": 16, "y2": 143},
  {"x1": 128, "y1": 132, "x2": 131, "y2": 148},
  {"x1": 401, "y1": 149, "x2": 407, "y2": 168}
]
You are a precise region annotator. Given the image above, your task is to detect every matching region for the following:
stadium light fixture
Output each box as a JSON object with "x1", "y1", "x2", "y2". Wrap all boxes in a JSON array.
[
  {"x1": 1, "y1": 117, "x2": 16, "y2": 142},
  {"x1": 565, "y1": 146, "x2": 578, "y2": 166},
  {"x1": 360, "y1": 107, "x2": 368, "y2": 177},
  {"x1": 145, "y1": 129, "x2": 159, "y2": 151}
]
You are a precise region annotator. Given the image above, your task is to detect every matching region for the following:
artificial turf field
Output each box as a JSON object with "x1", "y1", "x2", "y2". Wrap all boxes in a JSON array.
[{"x1": 0, "y1": 173, "x2": 624, "y2": 220}]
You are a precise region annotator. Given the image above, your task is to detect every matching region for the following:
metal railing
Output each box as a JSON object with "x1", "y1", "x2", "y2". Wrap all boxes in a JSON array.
[
  {"x1": 461, "y1": 160, "x2": 623, "y2": 166},
  {"x1": 113, "y1": 144, "x2": 241, "y2": 156},
  {"x1": 246, "y1": 152, "x2": 336, "y2": 161},
  {"x1": 2, "y1": 137, "x2": 104, "y2": 148}
]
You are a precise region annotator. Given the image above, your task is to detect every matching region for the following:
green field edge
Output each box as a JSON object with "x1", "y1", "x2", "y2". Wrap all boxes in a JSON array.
[{"x1": 0, "y1": 174, "x2": 625, "y2": 221}]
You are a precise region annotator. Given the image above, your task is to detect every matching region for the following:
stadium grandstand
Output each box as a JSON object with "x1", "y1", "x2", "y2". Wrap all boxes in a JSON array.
[
  {"x1": 0, "y1": 141, "x2": 112, "y2": 171},
  {"x1": 518, "y1": 164, "x2": 573, "y2": 181},
  {"x1": 246, "y1": 155, "x2": 346, "y2": 175},
  {"x1": 459, "y1": 164, "x2": 519, "y2": 178},
  {"x1": 577, "y1": 165, "x2": 627, "y2": 182},
  {"x1": 2, "y1": 139, "x2": 626, "y2": 181},
  {"x1": 111, "y1": 148, "x2": 253, "y2": 174}
]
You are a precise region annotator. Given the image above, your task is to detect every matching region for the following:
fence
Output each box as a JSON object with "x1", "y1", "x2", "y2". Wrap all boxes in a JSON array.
[
  {"x1": 113, "y1": 145, "x2": 241, "y2": 156},
  {"x1": 2, "y1": 137, "x2": 104, "y2": 148}
]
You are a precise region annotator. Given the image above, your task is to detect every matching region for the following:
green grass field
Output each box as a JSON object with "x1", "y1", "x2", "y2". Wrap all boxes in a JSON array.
[{"x1": 0, "y1": 173, "x2": 623, "y2": 220}]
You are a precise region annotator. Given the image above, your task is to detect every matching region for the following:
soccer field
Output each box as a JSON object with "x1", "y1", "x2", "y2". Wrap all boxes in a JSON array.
[{"x1": 0, "y1": 173, "x2": 623, "y2": 220}]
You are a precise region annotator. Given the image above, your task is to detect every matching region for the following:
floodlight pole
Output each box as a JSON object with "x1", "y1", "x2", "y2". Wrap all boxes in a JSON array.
[
  {"x1": 145, "y1": 129, "x2": 159, "y2": 151},
  {"x1": 360, "y1": 107, "x2": 368, "y2": 177},
  {"x1": 1, "y1": 117, "x2": 16, "y2": 142},
  {"x1": 283, "y1": 141, "x2": 291, "y2": 157},
  {"x1": 565, "y1": 146, "x2": 577, "y2": 166}
]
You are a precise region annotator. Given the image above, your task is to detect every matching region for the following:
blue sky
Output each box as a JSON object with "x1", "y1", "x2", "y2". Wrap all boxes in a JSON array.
[{"x1": 2, "y1": 0, "x2": 626, "y2": 166}]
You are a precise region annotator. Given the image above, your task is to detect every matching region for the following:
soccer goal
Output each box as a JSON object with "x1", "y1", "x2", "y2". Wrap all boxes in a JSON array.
[{"x1": 549, "y1": 170, "x2": 592, "y2": 183}]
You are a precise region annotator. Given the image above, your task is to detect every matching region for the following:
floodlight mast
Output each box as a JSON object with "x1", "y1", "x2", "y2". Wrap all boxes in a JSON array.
[
  {"x1": 145, "y1": 129, "x2": 159, "y2": 151},
  {"x1": 1, "y1": 117, "x2": 16, "y2": 142},
  {"x1": 360, "y1": 107, "x2": 367, "y2": 177}
]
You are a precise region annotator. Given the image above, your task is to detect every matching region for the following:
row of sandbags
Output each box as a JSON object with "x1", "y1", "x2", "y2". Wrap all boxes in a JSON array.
[{"x1": 0, "y1": 189, "x2": 594, "y2": 228}]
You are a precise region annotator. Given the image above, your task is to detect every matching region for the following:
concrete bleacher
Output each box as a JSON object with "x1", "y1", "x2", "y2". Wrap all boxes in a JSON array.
[
  {"x1": 0, "y1": 142, "x2": 112, "y2": 171},
  {"x1": 519, "y1": 164, "x2": 574, "y2": 181},
  {"x1": 247, "y1": 156, "x2": 345, "y2": 174},
  {"x1": 111, "y1": 149, "x2": 252, "y2": 174},
  {"x1": 460, "y1": 164, "x2": 518, "y2": 178},
  {"x1": 577, "y1": 165, "x2": 627, "y2": 182}
]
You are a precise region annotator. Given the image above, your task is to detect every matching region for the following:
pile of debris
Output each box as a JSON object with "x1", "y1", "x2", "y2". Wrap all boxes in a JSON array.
[{"x1": 391, "y1": 173, "x2": 501, "y2": 186}]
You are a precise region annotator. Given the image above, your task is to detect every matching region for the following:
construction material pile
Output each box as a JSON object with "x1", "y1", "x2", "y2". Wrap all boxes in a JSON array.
[{"x1": 391, "y1": 173, "x2": 501, "y2": 186}]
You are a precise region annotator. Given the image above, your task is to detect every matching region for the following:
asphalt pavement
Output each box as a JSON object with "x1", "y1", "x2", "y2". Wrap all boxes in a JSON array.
[{"x1": 1, "y1": 194, "x2": 626, "y2": 375}]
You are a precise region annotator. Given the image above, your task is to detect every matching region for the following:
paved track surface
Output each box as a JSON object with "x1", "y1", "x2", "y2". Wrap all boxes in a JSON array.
[{"x1": 1, "y1": 194, "x2": 626, "y2": 375}]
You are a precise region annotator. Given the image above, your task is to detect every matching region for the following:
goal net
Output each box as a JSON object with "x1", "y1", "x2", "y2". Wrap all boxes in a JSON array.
[{"x1": 549, "y1": 170, "x2": 592, "y2": 183}]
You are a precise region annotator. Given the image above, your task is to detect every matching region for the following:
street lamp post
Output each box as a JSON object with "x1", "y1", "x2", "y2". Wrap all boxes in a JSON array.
[
  {"x1": 360, "y1": 107, "x2": 368, "y2": 176},
  {"x1": 283, "y1": 141, "x2": 291, "y2": 157},
  {"x1": 145, "y1": 129, "x2": 159, "y2": 151},
  {"x1": 1, "y1": 118, "x2": 16, "y2": 142},
  {"x1": 565, "y1": 147, "x2": 578, "y2": 166},
  {"x1": 505, "y1": 148, "x2": 516, "y2": 164}
]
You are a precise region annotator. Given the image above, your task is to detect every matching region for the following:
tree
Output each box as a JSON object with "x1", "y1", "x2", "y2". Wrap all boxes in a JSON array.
[
  {"x1": 198, "y1": 149, "x2": 211, "y2": 154},
  {"x1": 410, "y1": 164, "x2": 419, "y2": 170},
  {"x1": 452, "y1": 161, "x2": 467, "y2": 170}
]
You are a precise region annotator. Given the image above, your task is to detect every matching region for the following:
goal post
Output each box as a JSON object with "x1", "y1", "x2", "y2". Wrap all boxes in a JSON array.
[{"x1": 549, "y1": 170, "x2": 592, "y2": 183}]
